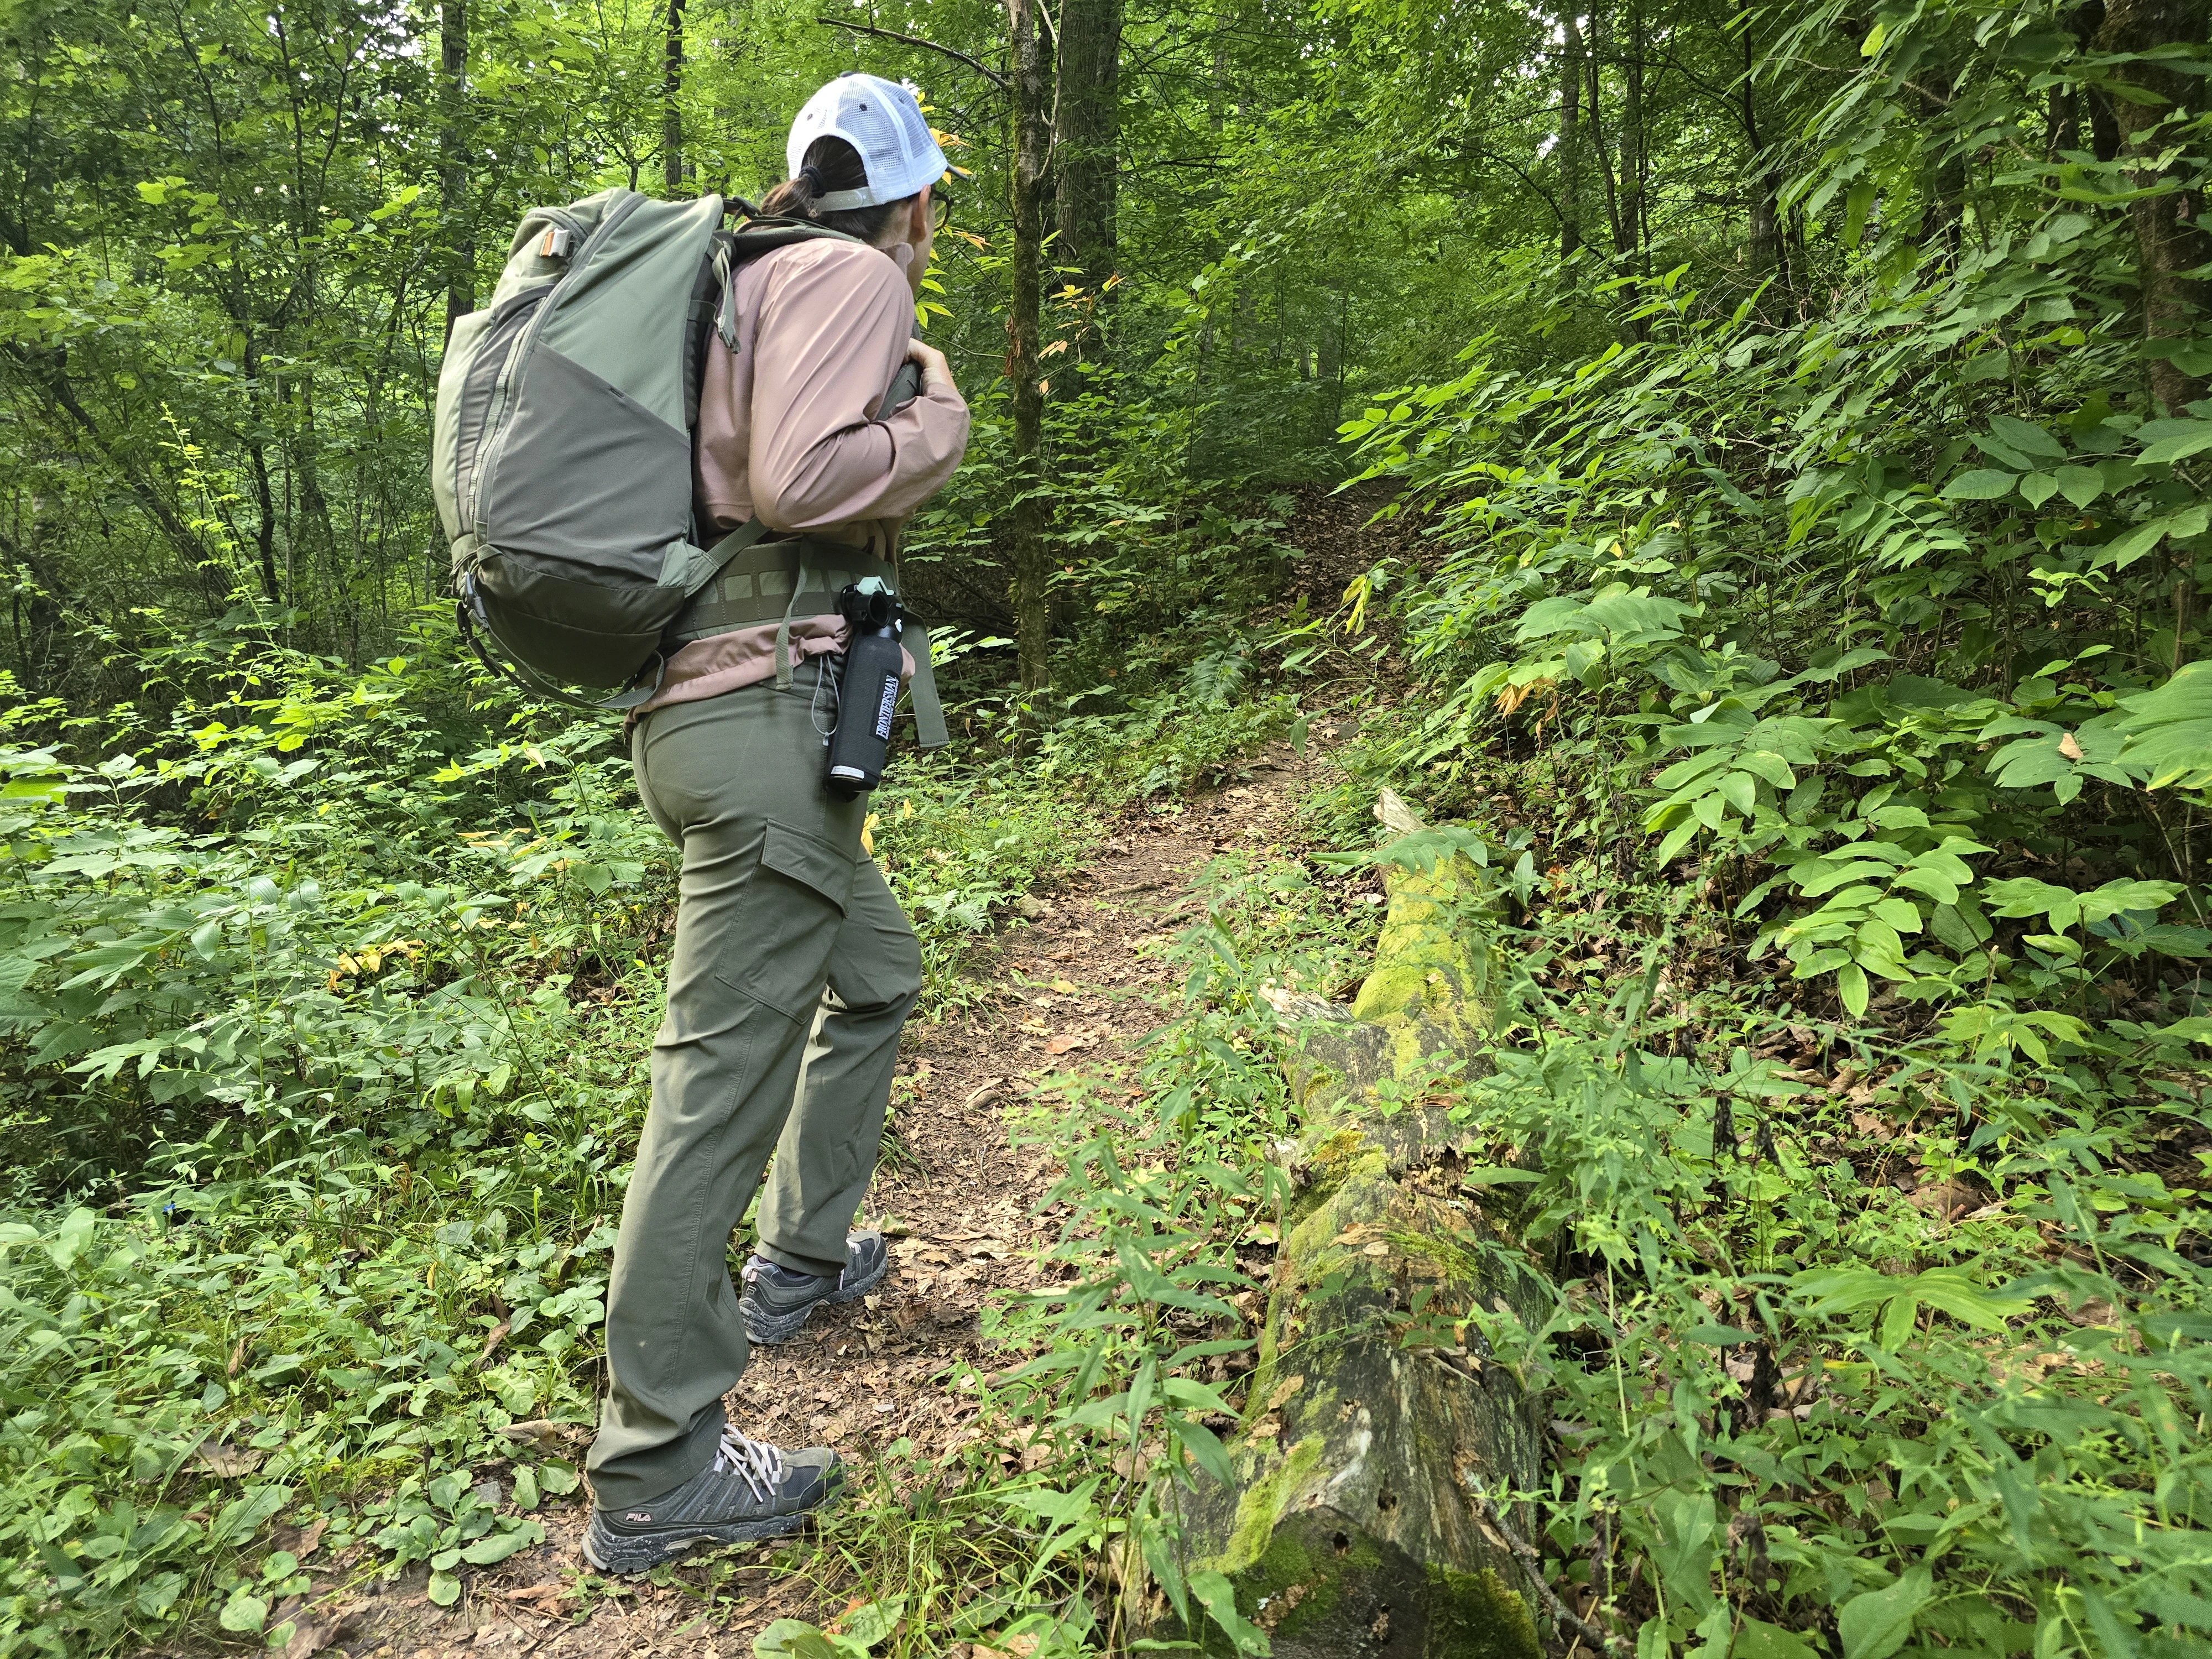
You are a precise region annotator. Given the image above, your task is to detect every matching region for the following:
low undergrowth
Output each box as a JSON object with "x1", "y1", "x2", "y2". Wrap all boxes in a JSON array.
[
  {"x1": 780, "y1": 755, "x2": 2209, "y2": 1659},
  {"x1": 0, "y1": 613, "x2": 1297, "y2": 1658}
]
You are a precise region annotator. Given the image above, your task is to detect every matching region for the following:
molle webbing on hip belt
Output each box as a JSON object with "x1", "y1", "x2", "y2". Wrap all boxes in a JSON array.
[
  {"x1": 666, "y1": 535, "x2": 947, "y2": 750},
  {"x1": 665, "y1": 536, "x2": 896, "y2": 641}
]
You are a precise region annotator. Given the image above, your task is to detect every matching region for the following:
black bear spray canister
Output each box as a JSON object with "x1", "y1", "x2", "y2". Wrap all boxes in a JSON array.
[{"x1": 826, "y1": 577, "x2": 904, "y2": 797}]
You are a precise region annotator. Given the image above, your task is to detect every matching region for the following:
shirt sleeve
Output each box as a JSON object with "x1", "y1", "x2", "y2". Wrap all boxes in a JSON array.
[{"x1": 747, "y1": 243, "x2": 971, "y2": 534}]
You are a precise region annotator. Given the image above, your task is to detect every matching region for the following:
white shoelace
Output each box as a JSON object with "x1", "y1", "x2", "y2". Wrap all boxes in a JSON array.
[{"x1": 709, "y1": 1426, "x2": 785, "y2": 1503}]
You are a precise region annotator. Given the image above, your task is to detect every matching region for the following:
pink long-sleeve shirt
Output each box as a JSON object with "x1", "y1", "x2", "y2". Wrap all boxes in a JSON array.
[{"x1": 634, "y1": 236, "x2": 969, "y2": 716}]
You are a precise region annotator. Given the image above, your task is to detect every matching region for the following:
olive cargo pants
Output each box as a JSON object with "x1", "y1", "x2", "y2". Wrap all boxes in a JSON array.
[{"x1": 586, "y1": 674, "x2": 921, "y2": 1510}]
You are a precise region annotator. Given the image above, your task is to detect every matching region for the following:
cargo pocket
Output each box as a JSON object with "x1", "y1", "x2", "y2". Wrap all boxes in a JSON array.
[{"x1": 712, "y1": 820, "x2": 857, "y2": 1024}]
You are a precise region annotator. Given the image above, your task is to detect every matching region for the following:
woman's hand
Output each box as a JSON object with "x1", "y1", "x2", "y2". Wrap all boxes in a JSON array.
[{"x1": 904, "y1": 336, "x2": 956, "y2": 395}]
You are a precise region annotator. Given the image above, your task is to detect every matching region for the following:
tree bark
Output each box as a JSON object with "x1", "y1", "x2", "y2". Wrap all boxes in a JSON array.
[
  {"x1": 1006, "y1": 0, "x2": 1053, "y2": 704},
  {"x1": 440, "y1": 0, "x2": 472, "y2": 342},
  {"x1": 1053, "y1": 0, "x2": 1123, "y2": 314},
  {"x1": 1738, "y1": 1, "x2": 1786, "y2": 289},
  {"x1": 1558, "y1": 9, "x2": 1584, "y2": 258},
  {"x1": 1, "y1": 502, "x2": 73, "y2": 692},
  {"x1": 1177, "y1": 792, "x2": 1546, "y2": 1658},
  {"x1": 2096, "y1": 0, "x2": 2212, "y2": 411},
  {"x1": 1621, "y1": 0, "x2": 1646, "y2": 268},
  {"x1": 1587, "y1": 8, "x2": 1624, "y2": 259},
  {"x1": 663, "y1": 0, "x2": 686, "y2": 194}
]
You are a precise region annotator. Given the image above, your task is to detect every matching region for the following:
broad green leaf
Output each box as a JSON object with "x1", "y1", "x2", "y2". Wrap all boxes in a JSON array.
[
  {"x1": 2136, "y1": 419, "x2": 2212, "y2": 465},
  {"x1": 1942, "y1": 469, "x2": 2019, "y2": 500},
  {"x1": 460, "y1": 1520, "x2": 542, "y2": 1565},
  {"x1": 1736, "y1": 1617, "x2": 1822, "y2": 1659},
  {"x1": 1892, "y1": 866, "x2": 1960, "y2": 906},
  {"x1": 1837, "y1": 961, "x2": 1870, "y2": 1016},
  {"x1": 1908, "y1": 1268, "x2": 2032, "y2": 1328},
  {"x1": 836, "y1": 1598, "x2": 905, "y2": 1650},
  {"x1": 1983, "y1": 877, "x2": 2082, "y2": 929},
  {"x1": 1839, "y1": 1569, "x2": 1933, "y2": 1659},
  {"x1": 1170, "y1": 1413, "x2": 1235, "y2": 1485},
  {"x1": 44, "y1": 1207, "x2": 96, "y2": 1271},
  {"x1": 1734, "y1": 750, "x2": 1797, "y2": 789},
  {"x1": 1797, "y1": 862, "x2": 1895, "y2": 898},
  {"x1": 2018, "y1": 471, "x2": 2060, "y2": 507},
  {"x1": 1990, "y1": 414, "x2": 2067, "y2": 460},
  {"x1": 755, "y1": 1620, "x2": 860, "y2": 1659},
  {"x1": 2100, "y1": 506, "x2": 2209, "y2": 571},
  {"x1": 1877, "y1": 1293, "x2": 1920, "y2": 1349},
  {"x1": 1649, "y1": 1489, "x2": 1720, "y2": 1614},
  {"x1": 218, "y1": 1590, "x2": 269, "y2": 1633},
  {"x1": 2054, "y1": 464, "x2": 2106, "y2": 508},
  {"x1": 2117, "y1": 660, "x2": 2212, "y2": 789},
  {"x1": 1719, "y1": 771, "x2": 1758, "y2": 817},
  {"x1": 1162, "y1": 1375, "x2": 1239, "y2": 1416},
  {"x1": 1869, "y1": 896, "x2": 1922, "y2": 933},
  {"x1": 1188, "y1": 1568, "x2": 1271, "y2": 1655}
]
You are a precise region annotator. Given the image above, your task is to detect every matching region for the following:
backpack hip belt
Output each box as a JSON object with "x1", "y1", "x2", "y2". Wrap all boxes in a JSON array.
[{"x1": 665, "y1": 528, "x2": 946, "y2": 749}]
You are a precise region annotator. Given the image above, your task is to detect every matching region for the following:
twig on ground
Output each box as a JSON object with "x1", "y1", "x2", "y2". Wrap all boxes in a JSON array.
[{"x1": 1464, "y1": 1475, "x2": 1629, "y2": 1655}]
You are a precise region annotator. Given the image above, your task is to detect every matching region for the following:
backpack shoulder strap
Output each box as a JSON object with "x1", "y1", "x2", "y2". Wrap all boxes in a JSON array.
[{"x1": 708, "y1": 217, "x2": 868, "y2": 349}]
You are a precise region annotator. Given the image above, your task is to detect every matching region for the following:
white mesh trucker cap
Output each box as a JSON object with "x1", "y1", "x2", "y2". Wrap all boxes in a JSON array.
[{"x1": 787, "y1": 74, "x2": 950, "y2": 211}]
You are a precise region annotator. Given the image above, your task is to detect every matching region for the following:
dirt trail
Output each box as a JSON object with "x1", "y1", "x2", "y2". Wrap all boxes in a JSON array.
[{"x1": 302, "y1": 740, "x2": 1318, "y2": 1659}]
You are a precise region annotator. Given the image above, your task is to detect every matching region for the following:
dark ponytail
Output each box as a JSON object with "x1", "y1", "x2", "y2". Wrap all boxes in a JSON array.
[{"x1": 760, "y1": 135, "x2": 915, "y2": 243}]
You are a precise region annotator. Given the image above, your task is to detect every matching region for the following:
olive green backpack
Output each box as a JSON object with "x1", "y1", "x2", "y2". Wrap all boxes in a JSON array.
[{"x1": 431, "y1": 189, "x2": 886, "y2": 705}]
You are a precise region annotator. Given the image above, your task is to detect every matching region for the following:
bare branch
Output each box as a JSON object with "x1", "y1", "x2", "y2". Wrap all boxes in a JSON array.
[{"x1": 812, "y1": 17, "x2": 1008, "y2": 91}]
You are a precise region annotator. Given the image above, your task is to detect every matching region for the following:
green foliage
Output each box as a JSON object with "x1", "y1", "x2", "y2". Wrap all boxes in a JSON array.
[
  {"x1": 1442, "y1": 941, "x2": 2212, "y2": 1659},
  {"x1": 1140, "y1": 824, "x2": 2212, "y2": 1659},
  {"x1": 0, "y1": 614, "x2": 1140, "y2": 1653}
]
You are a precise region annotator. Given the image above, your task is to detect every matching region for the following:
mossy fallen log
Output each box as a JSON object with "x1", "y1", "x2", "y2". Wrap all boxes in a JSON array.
[{"x1": 1177, "y1": 793, "x2": 1545, "y2": 1659}]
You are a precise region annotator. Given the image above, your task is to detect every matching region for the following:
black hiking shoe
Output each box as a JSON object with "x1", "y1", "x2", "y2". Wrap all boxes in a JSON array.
[
  {"x1": 582, "y1": 1426, "x2": 841, "y2": 1574},
  {"x1": 738, "y1": 1231, "x2": 890, "y2": 1345}
]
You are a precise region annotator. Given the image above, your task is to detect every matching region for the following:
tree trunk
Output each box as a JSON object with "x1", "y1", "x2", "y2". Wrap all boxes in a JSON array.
[
  {"x1": 440, "y1": 0, "x2": 472, "y2": 342},
  {"x1": 1738, "y1": 1, "x2": 1786, "y2": 289},
  {"x1": 1587, "y1": 8, "x2": 1624, "y2": 259},
  {"x1": 1053, "y1": 0, "x2": 1123, "y2": 313},
  {"x1": 1558, "y1": 9, "x2": 1584, "y2": 258},
  {"x1": 1177, "y1": 792, "x2": 1547, "y2": 1659},
  {"x1": 2096, "y1": 0, "x2": 2212, "y2": 412},
  {"x1": 2, "y1": 498, "x2": 72, "y2": 692},
  {"x1": 1006, "y1": 0, "x2": 1053, "y2": 704},
  {"x1": 1621, "y1": 0, "x2": 1646, "y2": 268},
  {"x1": 663, "y1": 0, "x2": 686, "y2": 194}
]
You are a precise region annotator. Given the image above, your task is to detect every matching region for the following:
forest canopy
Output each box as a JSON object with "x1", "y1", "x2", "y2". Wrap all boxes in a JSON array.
[{"x1": 3, "y1": 0, "x2": 2211, "y2": 1655}]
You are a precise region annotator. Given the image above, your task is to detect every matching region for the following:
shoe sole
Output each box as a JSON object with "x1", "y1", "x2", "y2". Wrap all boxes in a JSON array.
[
  {"x1": 742, "y1": 1249, "x2": 891, "y2": 1345},
  {"x1": 583, "y1": 1499, "x2": 828, "y2": 1575}
]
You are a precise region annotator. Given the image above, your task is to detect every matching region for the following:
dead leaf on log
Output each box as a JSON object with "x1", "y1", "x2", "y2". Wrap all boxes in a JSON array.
[{"x1": 1264, "y1": 1374, "x2": 1305, "y2": 1413}]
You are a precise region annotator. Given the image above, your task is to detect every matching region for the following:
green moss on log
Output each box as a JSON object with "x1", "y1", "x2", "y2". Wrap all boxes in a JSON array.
[
  {"x1": 1186, "y1": 1507, "x2": 1541, "y2": 1659},
  {"x1": 1348, "y1": 854, "x2": 1499, "y2": 1058},
  {"x1": 1171, "y1": 802, "x2": 1548, "y2": 1659}
]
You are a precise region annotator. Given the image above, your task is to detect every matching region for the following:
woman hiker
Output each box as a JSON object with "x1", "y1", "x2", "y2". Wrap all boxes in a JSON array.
[{"x1": 582, "y1": 74, "x2": 969, "y2": 1574}]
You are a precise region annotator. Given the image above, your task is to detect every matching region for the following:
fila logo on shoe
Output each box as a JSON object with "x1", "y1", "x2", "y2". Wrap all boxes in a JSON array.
[{"x1": 627, "y1": 1511, "x2": 653, "y2": 1522}]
